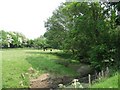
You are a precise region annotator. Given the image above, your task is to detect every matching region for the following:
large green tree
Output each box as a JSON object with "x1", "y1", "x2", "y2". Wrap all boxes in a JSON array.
[{"x1": 44, "y1": 1, "x2": 118, "y2": 69}]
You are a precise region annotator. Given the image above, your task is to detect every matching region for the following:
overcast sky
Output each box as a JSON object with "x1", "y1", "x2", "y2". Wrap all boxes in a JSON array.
[{"x1": 0, "y1": 0, "x2": 65, "y2": 39}]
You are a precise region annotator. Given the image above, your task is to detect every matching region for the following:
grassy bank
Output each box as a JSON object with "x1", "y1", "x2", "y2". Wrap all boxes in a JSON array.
[
  {"x1": 91, "y1": 73, "x2": 118, "y2": 88},
  {"x1": 2, "y1": 49, "x2": 77, "y2": 88}
]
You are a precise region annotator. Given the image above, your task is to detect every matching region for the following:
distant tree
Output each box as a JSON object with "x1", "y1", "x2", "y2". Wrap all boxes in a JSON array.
[
  {"x1": 33, "y1": 35, "x2": 48, "y2": 49},
  {"x1": 8, "y1": 31, "x2": 27, "y2": 48},
  {"x1": 26, "y1": 39, "x2": 34, "y2": 48},
  {"x1": 0, "y1": 30, "x2": 8, "y2": 48},
  {"x1": 0, "y1": 30, "x2": 28, "y2": 48}
]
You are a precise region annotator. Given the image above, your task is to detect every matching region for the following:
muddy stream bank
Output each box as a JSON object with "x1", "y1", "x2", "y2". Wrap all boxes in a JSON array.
[{"x1": 30, "y1": 64, "x2": 95, "y2": 88}]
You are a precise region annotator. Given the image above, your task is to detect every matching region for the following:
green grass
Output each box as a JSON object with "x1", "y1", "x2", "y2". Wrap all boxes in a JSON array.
[
  {"x1": 2, "y1": 49, "x2": 77, "y2": 88},
  {"x1": 0, "y1": 50, "x2": 2, "y2": 89},
  {"x1": 91, "y1": 73, "x2": 118, "y2": 88}
]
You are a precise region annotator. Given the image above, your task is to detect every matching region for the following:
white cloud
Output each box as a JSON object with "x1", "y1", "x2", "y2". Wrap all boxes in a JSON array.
[{"x1": 0, "y1": 0, "x2": 65, "y2": 39}]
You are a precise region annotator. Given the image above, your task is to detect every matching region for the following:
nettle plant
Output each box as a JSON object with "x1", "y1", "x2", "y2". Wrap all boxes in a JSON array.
[{"x1": 58, "y1": 79, "x2": 83, "y2": 88}]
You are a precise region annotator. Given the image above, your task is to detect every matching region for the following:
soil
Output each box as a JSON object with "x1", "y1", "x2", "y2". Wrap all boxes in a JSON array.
[
  {"x1": 30, "y1": 73, "x2": 50, "y2": 88},
  {"x1": 30, "y1": 73, "x2": 73, "y2": 88},
  {"x1": 29, "y1": 64, "x2": 94, "y2": 88}
]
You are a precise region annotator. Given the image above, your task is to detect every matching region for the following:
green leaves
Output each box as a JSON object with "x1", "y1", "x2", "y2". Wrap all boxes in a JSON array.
[
  {"x1": 0, "y1": 30, "x2": 27, "y2": 48},
  {"x1": 44, "y1": 2, "x2": 118, "y2": 69}
]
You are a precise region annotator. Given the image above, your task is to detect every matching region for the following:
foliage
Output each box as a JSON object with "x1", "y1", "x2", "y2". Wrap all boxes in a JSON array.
[
  {"x1": 0, "y1": 30, "x2": 27, "y2": 48},
  {"x1": 44, "y1": 2, "x2": 119, "y2": 70},
  {"x1": 0, "y1": 30, "x2": 48, "y2": 49},
  {"x1": 33, "y1": 35, "x2": 48, "y2": 49},
  {"x1": 26, "y1": 39, "x2": 34, "y2": 48},
  {"x1": 0, "y1": 30, "x2": 8, "y2": 48}
]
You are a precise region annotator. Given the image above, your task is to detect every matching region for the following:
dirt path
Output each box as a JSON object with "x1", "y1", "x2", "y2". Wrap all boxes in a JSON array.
[{"x1": 30, "y1": 73, "x2": 50, "y2": 88}]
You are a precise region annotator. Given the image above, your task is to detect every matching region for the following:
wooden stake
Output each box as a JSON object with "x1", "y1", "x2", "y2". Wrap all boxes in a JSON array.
[
  {"x1": 98, "y1": 72, "x2": 101, "y2": 80},
  {"x1": 106, "y1": 67, "x2": 109, "y2": 74},
  {"x1": 105, "y1": 67, "x2": 109, "y2": 77},
  {"x1": 95, "y1": 70, "x2": 97, "y2": 79},
  {"x1": 88, "y1": 74, "x2": 91, "y2": 86},
  {"x1": 101, "y1": 70, "x2": 104, "y2": 77}
]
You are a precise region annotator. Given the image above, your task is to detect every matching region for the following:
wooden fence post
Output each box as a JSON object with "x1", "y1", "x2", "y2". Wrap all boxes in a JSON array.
[
  {"x1": 88, "y1": 74, "x2": 91, "y2": 86},
  {"x1": 107, "y1": 67, "x2": 109, "y2": 74},
  {"x1": 98, "y1": 72, "x2": 101, "y2": 80},
  {"x1": 101, "y1": 70, "x2": 104, "y2": 78},
  {"x1": 105, "y1": 67, "x2": 109, "y2": 77},
  {"x1": 95, "y1": 70, "x2": 97, "y2": 80}
]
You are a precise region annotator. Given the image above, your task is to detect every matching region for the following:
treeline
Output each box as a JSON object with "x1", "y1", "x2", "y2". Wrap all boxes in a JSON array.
[
  {"x1": 0, "y1": 30, "x2": 48, "y2": 49},
  {"x1": 44, "y1": 2, "x2": 120, "y2": 70}
]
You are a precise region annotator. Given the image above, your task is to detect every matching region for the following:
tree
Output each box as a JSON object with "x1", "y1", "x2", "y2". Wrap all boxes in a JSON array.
[
  {"x1": 33, "y1": 35, "x2": 48, "y2": 49},
  {"x1": 0, "y1": 30, "x2": 8, "y2": 48},
  {"x1": 0, "y1": 30, "x2": 28, "y2": 48},
  {"x1": 44, "y1": 4, "x2": 67, "y2": 49},
  {"x1": 44, "y1": 1, "x2": 118, "y2": 69},
  {"x1": 8, "y1": 31, "x2": 27, "y2": 48}
]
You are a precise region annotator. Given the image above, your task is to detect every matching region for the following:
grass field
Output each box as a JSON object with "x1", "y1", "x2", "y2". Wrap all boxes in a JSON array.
[
  {"x1": 2, "y1": 49, "x2": 119, "y2": 88},
  {"x1": 0, "y1": 50, "x2": 2, "y2": 90},
  {"x1": 2, "y1": 49, "x2": 78, "y2": 88}
]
